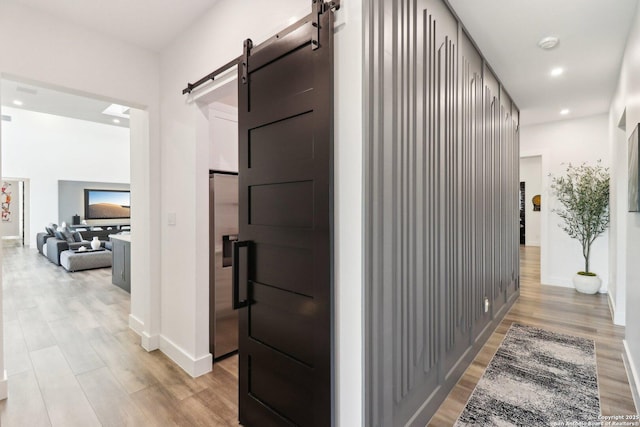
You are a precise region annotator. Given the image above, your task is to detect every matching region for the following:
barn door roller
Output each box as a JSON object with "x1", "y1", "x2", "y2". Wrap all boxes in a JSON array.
[{"x1": 312, "y1": 0, "x2": 340, "y2": 50}]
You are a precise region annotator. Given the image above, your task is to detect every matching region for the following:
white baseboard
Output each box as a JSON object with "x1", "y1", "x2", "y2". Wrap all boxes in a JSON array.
[
  {"x1": 128, "y1": 315, "x2": 160, "y2": 351},
  {"x1": 542, "y1": 275, "x2": 607, "y2": 294},
  {"x1": 623, "y1": 340, "x2": 640, "y2": 413},
  {"x1": 142, "y1": 332, "x2": 160, "y2": 351},
  {"x1": 128, "y1": 314, "x2": 144, "y2": 336},
  {"x1": 608, "y1": 293, "x2": 626, "y2": 326},
  {"x1": 0, "y1": 370, "x2": 7, "y2": 400},
  {"x1": 159, "y1": 335, "x2": 212, "y2": 378},
  {"x1": 544, "y1": 276, "x2": 574, "y2": 288}
]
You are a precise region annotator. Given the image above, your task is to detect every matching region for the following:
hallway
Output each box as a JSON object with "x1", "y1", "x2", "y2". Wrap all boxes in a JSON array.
[{"x1": 430, "y1": 245, "x2": 637, "y2": 425}]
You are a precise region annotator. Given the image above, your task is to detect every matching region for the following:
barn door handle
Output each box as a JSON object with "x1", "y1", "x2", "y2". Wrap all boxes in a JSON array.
[{"x1": 232, "y1": 240, "x2": 250, "y2": 309}]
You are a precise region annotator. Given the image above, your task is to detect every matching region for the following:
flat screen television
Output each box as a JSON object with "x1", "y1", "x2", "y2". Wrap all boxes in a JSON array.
[{"x1": 84, "y1": 189, "x2": 131, "y2": 219}]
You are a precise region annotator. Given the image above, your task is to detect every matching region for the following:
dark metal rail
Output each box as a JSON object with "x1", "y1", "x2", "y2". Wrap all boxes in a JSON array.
[{"x1": 182, "y1": 54, "x2": 242, "y2": 95}]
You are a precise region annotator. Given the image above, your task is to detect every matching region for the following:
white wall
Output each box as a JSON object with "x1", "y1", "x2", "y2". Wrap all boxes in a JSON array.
[
  {"x1": 0, "y1": 1, "x2": 161, "y2": 399},
  {"x1": 0, "y1": 179, "x2": 20, "y2": 238},
  {"x1": 608, "y1": 115, "x2": 626, "y2": 327},
  {"x1": 520, "y1": 114, "x2": 610, "y2": 291},
  {"x1": 610, "y1": 1, "x2": 640, "y2": 406},
  {"x1": 209, "y1": 103, "x2": 238, "y2": 172},
  {"x1": 159, "y1": 0, "x2": 363, "y2": 424},
  {"x1": 1, "y1": 107, "x2": 130, "y2": 246},
  {"x1": 519, "y1": 156, "x2": 542, "y2": 247},
  {"x1": 333, "y1": 1, "x2": 363, "y2": 424}
]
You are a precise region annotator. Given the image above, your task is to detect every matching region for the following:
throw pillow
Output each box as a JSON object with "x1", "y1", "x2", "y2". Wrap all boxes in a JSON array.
[
  {"x1": 72, "y1": 231, "x2": 83, "y2": 242},
  {"x1": 60, "y1": 229, "x2": 75, "y2": 244},
  {"x1": 47, "y1": 223, "x2": 58, "y2": 236},
  {"x1": 45, "y1": 226, "x2": 55, "y2": 236},
  {"x1": 54, "y1": 230, "x2": 64, "y2": 240}
]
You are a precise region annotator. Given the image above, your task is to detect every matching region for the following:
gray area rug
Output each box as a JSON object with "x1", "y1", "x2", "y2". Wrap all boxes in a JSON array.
[{"x1": 455, "y1": 323, "x2": 600, "y2": 426}]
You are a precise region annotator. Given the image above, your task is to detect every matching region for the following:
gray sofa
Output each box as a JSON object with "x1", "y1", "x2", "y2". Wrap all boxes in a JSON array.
[{"x1": 36, "y1": 223, "x2": 115, "y2": 266}]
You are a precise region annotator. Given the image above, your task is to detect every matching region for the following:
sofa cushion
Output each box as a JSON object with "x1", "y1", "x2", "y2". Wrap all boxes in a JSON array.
[
  {"x1": 59, "y1": 228, "x2": 75, "y2": 243},
  {"x1": 46, "y1": 238, "x2": 68, "y2": 265},
  {"x1": 36, "y1": 232, "x2": 53, "y2": 253},
  {"x1": 60, "y1": 249, "x2": 112, "y2": 272},
  {"x1": 45, "y1": 223, "x2": 58, "y2": 236}
]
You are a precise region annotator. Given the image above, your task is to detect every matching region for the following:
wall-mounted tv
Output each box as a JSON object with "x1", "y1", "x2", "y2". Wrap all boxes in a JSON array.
[{"x1": 84, "y1": 189, "x2": 131, "y2": 219}]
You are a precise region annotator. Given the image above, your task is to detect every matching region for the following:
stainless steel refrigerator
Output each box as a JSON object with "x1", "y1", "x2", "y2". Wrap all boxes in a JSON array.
[{"x1": 209, "y1": 172, "x2": 238, "y2": 360}]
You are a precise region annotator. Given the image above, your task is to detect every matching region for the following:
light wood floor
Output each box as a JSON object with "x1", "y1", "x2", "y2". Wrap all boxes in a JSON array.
[
  {"x1": 1, "y1": 245, "x2": 634, "y2": 426},
  {"x1": 429, "y1": 245, "x2": 637, "y2": 425},
  {"x1": 0, "y1": 245, "x2": 239, "y2": 426}
]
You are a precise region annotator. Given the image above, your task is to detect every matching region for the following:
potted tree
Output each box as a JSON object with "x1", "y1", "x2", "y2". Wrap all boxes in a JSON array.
[{"x1": 550, "y1": 161, "x2": 610, "y2": 294}]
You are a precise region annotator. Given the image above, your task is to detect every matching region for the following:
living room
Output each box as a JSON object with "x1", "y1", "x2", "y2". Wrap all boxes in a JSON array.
[{"x1": 1, "y1": 77, "x2": 131, "y2": 272}]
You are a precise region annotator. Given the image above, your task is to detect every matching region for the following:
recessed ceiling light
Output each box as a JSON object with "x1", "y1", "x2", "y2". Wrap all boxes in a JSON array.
[
  {"x1": 113, "y1": 118, "x2": 120, "y2": 124},
  {"x1": 12, "y1": 100, "x2": 23, "y2": 106},
  {"x1": 538, "y1": 36, "x2": 559, "y2": 50},
  {"x1": 560, "y1": 109, "x2": 570, "y2": 115},
  {"x1": 550, "y1": 67, "x2": 564, "y2": 77}
]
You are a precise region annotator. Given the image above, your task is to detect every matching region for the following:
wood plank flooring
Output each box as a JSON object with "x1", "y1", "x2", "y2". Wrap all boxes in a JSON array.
[
  {"x1": 429, "y1": 245, "x2": 637, "y2": 425},
  {"x1": 0, "y1": 245, "x2": 238, "y2": 427},
  {"x1": 1, "y1": 244, "x2": 634, "y2": 426}
]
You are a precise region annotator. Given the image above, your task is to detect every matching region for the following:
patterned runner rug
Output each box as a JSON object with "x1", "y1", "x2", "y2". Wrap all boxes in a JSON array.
[{"x1": 455, "y1": 323, "x2": 600, "y2": 426}]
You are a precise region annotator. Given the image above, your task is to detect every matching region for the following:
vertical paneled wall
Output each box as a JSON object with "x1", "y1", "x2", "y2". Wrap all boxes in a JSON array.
[{"x1": 363, "y1": 0, "x2": 520, "y2": 425}]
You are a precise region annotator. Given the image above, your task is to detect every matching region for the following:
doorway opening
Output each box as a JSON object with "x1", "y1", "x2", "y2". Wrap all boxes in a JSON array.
[
  {"x1": 195, "y1": 71, "x2": 240, "y2": 364},
  {"x1": 0, "y1": 178, "x2": 27, "y2": 247},
  {"x1": 189, "y1": 8, "x2": 336, "y2": 425},
  {"x1": 519, "y1": 156, "x2": 542, "y2": 247},
  {"x1": 1, "y1": 76, "x2": 132, "y2": 251},
  {"x1": 0, "y1": 74, "x2": 141, "y2": 376},
  {"x1": 191, "y1": 64, "x2": 241, "y2": 418},
  {"x1": 519, "y1": 155, "x2": 542, "y2": 284}
]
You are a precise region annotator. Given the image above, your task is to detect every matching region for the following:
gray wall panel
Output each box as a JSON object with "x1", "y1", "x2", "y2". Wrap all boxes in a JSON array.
[{"x1": 364, "y1": 0, "x2": 521, "y2": 425}]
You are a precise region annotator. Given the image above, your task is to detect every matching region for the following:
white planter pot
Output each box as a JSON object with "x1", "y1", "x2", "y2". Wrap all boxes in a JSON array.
[{"x1": 573, "y1": 274, "x2": 602, "y2": 294}]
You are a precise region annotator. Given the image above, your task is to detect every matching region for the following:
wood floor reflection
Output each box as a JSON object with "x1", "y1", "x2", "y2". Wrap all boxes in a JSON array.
[
  {"x1": 429, "y1": 245, "x2": 637, "y2": 426},
  {"x1": 0, "y1": 245, "x2": 239, "y2": 426},
  {"x1": 1, "y1": 244, "x2": 634, "y2": 426}
]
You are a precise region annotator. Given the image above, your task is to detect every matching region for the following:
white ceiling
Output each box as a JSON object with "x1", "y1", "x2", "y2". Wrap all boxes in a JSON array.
[
  {"x1": 0, "y1": 0, "x2": 230, "y2": 124},
  {"x1": 1, "y1": 0, "x2": 219, "y2": 52},
  {"x1": 448, "y1": 0, "x2": 639, "y2": 126},
  {"x1": 3, "y1": 0, "x2": 637, "y2": 127},
  {"x1": 1, "y1": 78, "x2": 130, "y2": 128}
]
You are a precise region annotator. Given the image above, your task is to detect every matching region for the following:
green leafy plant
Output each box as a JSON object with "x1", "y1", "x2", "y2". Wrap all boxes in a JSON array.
[{"x1": 550, "y1": 161, "x2": 610, "y2": 274}]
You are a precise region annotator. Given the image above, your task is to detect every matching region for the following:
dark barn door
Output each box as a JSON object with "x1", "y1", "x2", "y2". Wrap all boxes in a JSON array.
[{"x1": 234, "y1": 3, "x2": 334, "y2": 427}]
